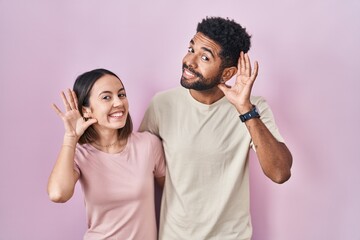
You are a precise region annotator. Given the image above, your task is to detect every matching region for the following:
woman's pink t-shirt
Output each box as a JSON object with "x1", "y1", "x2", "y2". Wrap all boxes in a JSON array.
[{"x1": 74, "y1": 131, "x2": 165, "y2": 240}]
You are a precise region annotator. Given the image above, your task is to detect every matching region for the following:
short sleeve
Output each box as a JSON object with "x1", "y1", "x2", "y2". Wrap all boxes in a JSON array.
[
  {"x1": 149, "y1": 133, "x2": 166, "y2": 178},
  {"x1": 250, "y1": 97, "x2": 285, "y2": 150},
  {"x1": 139, "y1": 98, "x2": 160, "y2": 137}
]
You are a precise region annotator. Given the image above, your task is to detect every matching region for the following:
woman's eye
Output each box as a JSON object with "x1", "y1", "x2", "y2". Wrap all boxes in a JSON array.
[
  {"x1": 187, "y1": 47, "x2": 194, "y2": 53},
  {"x1": 102, "y1": 96, "x2": 111, "y2": 100},
  {"x1": 118, "y1": 93, "x2": 126, "y2": 98}
]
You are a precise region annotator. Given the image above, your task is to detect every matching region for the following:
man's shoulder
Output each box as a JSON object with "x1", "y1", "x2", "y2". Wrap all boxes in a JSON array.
[
  {"x1": 250, "y1": 95, "x2": 265, "y2": 103},
  {"x1": 152, "y1": 87, "x2": 185, "y2": 102},
  {"x1": 130, "y1": 131, "x2": 161, "y2": 145},
  {"x1": 250, "y1": 95, "x2": 269, "y2": 108}
]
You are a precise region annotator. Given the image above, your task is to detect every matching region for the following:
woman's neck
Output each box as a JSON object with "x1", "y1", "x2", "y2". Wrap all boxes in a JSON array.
[
  {"x1": 92, "y1": 137, "x2": 127, "y2": 154},
  {"x1": 91, "y1": 130, "x2": 127, "y2": 153}
]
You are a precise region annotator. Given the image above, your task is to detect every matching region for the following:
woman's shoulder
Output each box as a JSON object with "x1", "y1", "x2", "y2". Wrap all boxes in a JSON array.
[{"x1": 130, "y1": 131, "x2": 162, "y2": 145}]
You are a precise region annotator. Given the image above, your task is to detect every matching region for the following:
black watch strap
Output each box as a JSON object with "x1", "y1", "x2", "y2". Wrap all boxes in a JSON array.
[{"x1": 239, "y1": 105, "x2": 260, "y2": 122}]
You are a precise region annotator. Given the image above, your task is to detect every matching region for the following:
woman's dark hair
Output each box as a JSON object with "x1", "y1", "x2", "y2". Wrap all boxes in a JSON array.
[
  {"x1": 197, "y1": 16, "x2": 251, "y2": 68},
  {"x1": 73, "y1": 68, "x2": 133, "y2": 144}
]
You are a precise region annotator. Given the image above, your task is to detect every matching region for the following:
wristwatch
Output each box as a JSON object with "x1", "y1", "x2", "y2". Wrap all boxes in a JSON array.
[{"x1": 239, "y1": 105, "x2": 260, "y2": 122}]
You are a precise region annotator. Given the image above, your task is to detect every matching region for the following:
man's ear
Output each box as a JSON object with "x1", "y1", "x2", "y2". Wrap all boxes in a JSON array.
[
  {"x1": 221, "y1": 66, "x2": 237, "y2": 82},
  {"x1": 82, "y1": 107, "x2": 92, "y2": 118}
]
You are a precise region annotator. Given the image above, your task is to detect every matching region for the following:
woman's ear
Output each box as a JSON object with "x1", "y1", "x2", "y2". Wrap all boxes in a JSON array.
[
  {"x1": 82, "y1": 107, "x2": 92, "y2": 118},
  {"x1": 221, "y1": 66, "x2": 237, "y2": 82}
]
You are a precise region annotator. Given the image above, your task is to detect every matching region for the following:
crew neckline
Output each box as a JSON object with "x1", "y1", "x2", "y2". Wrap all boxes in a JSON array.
[
  {"x1": 182, "y1": 87, "x2": 228, "y2": 110},
  {"x1": 86, "y1": 135, "x2": 131, "y2": 156}
]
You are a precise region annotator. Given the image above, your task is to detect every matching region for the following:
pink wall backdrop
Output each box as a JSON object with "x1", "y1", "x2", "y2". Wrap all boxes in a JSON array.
[{"x1": 1, "y1": 0, "x2": 359, "y2": 239}]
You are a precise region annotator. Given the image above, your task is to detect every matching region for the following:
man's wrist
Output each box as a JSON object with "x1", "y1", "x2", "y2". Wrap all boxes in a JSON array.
[
  {"x1": 236, "y1": 103, "x2": 254, "y2": 115},
  {"x1": 239, "y1": 105, "x2": 260, "y2": 122}
]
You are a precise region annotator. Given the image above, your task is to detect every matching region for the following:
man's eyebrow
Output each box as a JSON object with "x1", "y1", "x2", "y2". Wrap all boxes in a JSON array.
[
  {"x1": 202, "y1": 47, "x2": 215, "y2": 58},
  {"x1": 189, "y1": 39, "x2": 215, "y2": 58}
]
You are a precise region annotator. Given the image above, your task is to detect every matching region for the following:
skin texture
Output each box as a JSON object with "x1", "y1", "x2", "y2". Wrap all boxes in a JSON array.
[{"x1": 183, "y1": 32, "x2": 292, "y2": 183}]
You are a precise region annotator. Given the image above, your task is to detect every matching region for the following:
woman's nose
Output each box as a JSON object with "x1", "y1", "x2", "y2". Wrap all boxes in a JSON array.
[{"x1": 113, "y1": 97, "x2": 124, "y2": 107}]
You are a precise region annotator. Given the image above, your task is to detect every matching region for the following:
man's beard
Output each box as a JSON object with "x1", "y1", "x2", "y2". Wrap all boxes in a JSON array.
[{"x1": 180, "y1": 63, "x2": 223, "y2": 91}]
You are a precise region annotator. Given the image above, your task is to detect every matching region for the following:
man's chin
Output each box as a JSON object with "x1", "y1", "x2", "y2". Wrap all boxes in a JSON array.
[
  {"x1": 180, "y1": 80, "x2": 199, "y2": 90},
  {"x1": 180, "y1": 78, "x2": 193, "y2": 89},
  {"x1": 181, "y1": 77, "x2": 220, "y2": 91}
]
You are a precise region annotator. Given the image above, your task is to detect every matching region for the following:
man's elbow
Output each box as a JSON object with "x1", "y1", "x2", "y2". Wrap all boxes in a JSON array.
[
  {"x1": 272, "y1": 170, "x2": 291, "y2": 184},
  {"x1": 273, "y1": 152, "x2": 293, "y2": 184}
]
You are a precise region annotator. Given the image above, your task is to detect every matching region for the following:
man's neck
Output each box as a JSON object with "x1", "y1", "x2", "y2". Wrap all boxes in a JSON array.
[{"x1": 189, "y1": 87, "x2": 225, "y2": 105}]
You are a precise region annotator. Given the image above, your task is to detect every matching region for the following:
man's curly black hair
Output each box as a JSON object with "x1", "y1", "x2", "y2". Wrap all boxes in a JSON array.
[{"x1": 196, "y1": 16, "x2": 251, "y2": 68}]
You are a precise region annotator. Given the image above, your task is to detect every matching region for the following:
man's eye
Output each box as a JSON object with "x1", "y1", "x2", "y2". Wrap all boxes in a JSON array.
[
  {"x1": 201, "y1": 55, "x2": 209, "y2": 61},
  {"x1": 187, "y1": 47, "x2": 194, "y2": 53}
]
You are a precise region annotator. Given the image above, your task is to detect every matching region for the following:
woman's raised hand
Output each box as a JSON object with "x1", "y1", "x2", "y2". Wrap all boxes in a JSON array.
[{"x1": 52, "y1": 89, "x2": 97, "y2": 141}]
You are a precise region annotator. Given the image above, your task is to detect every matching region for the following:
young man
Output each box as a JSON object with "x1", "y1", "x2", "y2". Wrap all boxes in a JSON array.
[{"x1": 140, "y1": 16, "x2": 293, "y2": 240}]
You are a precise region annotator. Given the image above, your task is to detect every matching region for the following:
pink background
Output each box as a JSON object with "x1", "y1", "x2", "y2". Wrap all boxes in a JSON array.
[{"x1": 1, "y1": 0, "x2": 359, "y2": 239}]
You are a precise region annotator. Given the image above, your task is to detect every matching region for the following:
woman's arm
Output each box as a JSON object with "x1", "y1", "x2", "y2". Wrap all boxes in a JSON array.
[
  {"x1": 47, "y1": 89, "x2": 96, "y2": 203},
  {"x1": 47, "y1": 137, "x2": 80, "y2": 203},
  {"x1": 155, "y1": 176, "x2": 165, "y2": 188}
]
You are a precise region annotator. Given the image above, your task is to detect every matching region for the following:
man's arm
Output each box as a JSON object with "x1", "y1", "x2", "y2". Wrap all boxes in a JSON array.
[
  {"x1": 218, "y1": 52, "x2": 292, "y2": 183},
  {"x1": 244, "y1": 115, "x2": 292, "y2": 183}
]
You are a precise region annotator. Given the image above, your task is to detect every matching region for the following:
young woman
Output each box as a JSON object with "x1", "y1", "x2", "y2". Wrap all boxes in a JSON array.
[{"x1": 47, "y1": 68, "x2": 165, "y2": 240}]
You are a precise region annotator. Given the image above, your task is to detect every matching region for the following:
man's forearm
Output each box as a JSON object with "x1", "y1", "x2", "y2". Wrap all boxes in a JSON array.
[{"x1": 245, "y1": 118, "x2": 293, "y2": 183}]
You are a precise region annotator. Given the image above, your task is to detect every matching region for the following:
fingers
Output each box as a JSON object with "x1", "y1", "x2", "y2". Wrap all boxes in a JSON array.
[
  {"x1": 244, "y1": 53, "x2": 252, "y2": 76},
  {"x1": 61, "y1": 91, "x2": 72, "y2": 111},
  {"x1": 60, "y1": 89, "x2": 78, "y2": 112},
  {"x1": 237, "y1": 52, "x2": 258, "y2": 81},
  {"x1": 51, "y1": 103, "x2": 63, "y2": 116},
  {"x1": 238, "y1": 52, "x2": 246, "y2": 75},
  {"x1": 84, "y1": 118, "x2": 97, "y2": 129},
  {"x1": 217, "y1": 83, "x2": 231, "y2": 93},
  {"x1": 67, "y1": 89, "x2": 77, "y2": 111},
  {"x1": 71, "y1": 90, "x2": 79, "y2": 111},
  {"x1": 252, "y1": 61, "x2": 259, "y2": 80}
]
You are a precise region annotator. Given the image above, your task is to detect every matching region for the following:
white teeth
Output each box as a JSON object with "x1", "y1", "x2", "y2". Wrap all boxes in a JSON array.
[
  {"x1": 184, "y1": 69, "x2": 195, "y2": 77},
  {"x1": 110, "y1": 112, "x2": 123, "y2": 117}
]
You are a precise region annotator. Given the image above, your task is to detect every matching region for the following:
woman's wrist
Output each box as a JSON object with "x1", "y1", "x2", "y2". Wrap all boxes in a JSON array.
[{"x1": 63, "y1": 135, "x2": 79, "y2": 146}]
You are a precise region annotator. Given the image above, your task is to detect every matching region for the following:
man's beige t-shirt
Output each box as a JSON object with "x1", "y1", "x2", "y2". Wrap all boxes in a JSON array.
[{"x1": 140, "y1": 87, "x2": 284, "y2": 240}]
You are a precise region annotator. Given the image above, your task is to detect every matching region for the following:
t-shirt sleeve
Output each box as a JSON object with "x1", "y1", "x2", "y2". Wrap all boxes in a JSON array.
[
  {"x1": 250, "y1": 97, "x2": 285, "y2": 150},
  {"x1": 139, "y1": 98, "x2": 160, "y2": 138},
  {"x1": 149, "y1": 133, "x2": 166, "y2": 178}
]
